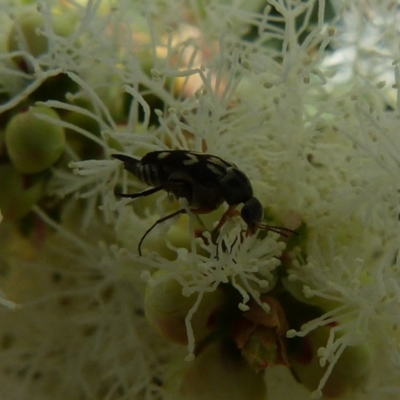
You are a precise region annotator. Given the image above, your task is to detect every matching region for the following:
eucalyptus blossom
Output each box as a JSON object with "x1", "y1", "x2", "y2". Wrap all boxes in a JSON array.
[{"x1": 0, "y1": 1, "x2": 399, "y2": 399}]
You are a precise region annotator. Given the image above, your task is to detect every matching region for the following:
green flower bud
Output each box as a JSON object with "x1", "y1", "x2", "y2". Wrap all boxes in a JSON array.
[
  {"x1": 92, "y1": 78, "x2": 125, "y2": 123},
  {"x1": 7, "y1": 12, "x2": 48, "y2": 70},
  {"x1": 7, "y1": 11, "x2": 77, "y2": 71},
  {"x1": 107, "y1": 136, "x2": 124, "y2": 152},
  {"x1": 164, "y1": 341, "x2": 267, "y2": 400},
  {"x1": 145, "y1": 270, "x2": 225, "y2": 344},
  {"x1": 288, "y1": 326, "x2": 372, "y2": 397},
  {"x1": 62, "y1": 102, "x2": 102, "y2": 159},
  {"x1": 5, "y1": 106, "x2": 65, "y2": 174},
  {"x1": 0, "y1": 164, "x2": 44, "y2": 221}
]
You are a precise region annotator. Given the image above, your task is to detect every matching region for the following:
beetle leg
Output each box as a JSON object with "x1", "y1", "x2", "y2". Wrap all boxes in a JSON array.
[
  {"x1": 229, "y1": 229, "x2": 247, "y2": 253},
  {"x1": 211, "y1": 205, "x2": 239, "y2": 244},
  {"x1": 138, "y1": 208, "x2": 187, "y2": 255},
  {"x1": 115, "y1": 186, "x2": 162, "y2": 199},
  {"x1": 138, "y1": 206, "x2": 215, "y2": 256}
]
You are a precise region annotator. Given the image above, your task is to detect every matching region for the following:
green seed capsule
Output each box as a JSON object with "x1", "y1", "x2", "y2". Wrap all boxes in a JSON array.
[
  {"x1": 7, "y1": 12, "x2": 77, "y2": 71},
  {"x1": 164, "y1": 341, "x2": 267, "y2": 400},
  {"x1": 7, "y1": 12, "x2": 48, "y2": 70},
  {"x1": 145, "y1": 269, "x2": 226, "y2": 345},
  {"x1": 288, "y1": 326, "x2": 372, "y2": 397},
  {"x1": 0, "y1": 164, "x2": 44, "y2": 221},
  {"x1": 5, "y1": 106, "x2": 65, "y2": 174}
]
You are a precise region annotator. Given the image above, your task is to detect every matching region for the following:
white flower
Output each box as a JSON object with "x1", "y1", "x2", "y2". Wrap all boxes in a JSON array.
[{"x1": 1, "y1": 0, "x2": 400, "y2": 399}]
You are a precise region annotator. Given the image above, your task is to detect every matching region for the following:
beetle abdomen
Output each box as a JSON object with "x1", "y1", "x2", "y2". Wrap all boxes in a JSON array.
[
  {"x1": 136, "y1": 163, "x2": 163, "y2": 186},
  {"x1": 112, "y1": 153, "x2": 164, "y2": 187}
]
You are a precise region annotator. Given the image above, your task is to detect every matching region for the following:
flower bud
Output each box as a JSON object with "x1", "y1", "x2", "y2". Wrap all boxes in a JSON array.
[
  {"x1": 7, "y1": 12, "x2": 48, "y2": 68},
  {"x1": 288, "y1": 326, "x2": 372, "y2": 398},
  {"x1": 0, "y1": 164, "x2": 44, "y2": 220},
  {"x1": 145, "y1": 270, "x2": 225, "y2": 344},
  {"x1": 5, "y1": 106, "x2": 65, "y2": 174},
  {"x1": 62, "y1": 101, "x2": 102, "y2": 159},
  {"x1": 7, "y1": 11, "x2": 77, "y2": 71},
  {"x1": 164, "y1": 341, "x2": 267, "y2": 400}
]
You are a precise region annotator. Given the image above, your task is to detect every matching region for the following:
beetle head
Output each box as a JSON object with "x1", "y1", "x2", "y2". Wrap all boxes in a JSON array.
[
  {"x1": 241, "y1": 197, "x2": 299, "y2": 238},
  {"x1": 240, "y1": 196, "x2": 264, "y2": 235}
]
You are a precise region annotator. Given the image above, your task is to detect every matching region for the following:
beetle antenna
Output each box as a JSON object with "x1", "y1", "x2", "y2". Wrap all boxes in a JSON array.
[{"x1": 258, "y1": 223, "x2": 298, "y2": 237}]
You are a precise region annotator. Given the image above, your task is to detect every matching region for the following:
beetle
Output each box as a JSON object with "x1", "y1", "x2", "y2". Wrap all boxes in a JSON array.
[{"x1": 112, "y1": 150, "x2": 295, "y2": 255}]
